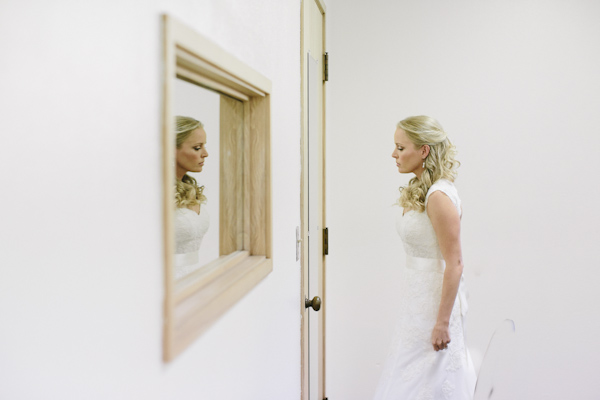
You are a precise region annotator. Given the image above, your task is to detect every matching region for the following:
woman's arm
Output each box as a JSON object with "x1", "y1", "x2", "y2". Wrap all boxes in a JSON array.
[{"x1": 427, "y1": 190, "x2": 463, "y2": 351}]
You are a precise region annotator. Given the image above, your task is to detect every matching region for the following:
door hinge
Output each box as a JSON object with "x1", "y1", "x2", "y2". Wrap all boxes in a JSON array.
[
  {"x1": 323, "y1": 227, "x2": 328, "y2": 255},
  {"x1": 323, "y1": 52, "x2": 329, "y2": 82}
]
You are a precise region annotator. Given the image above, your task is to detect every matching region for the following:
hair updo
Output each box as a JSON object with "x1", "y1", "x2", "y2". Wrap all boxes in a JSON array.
[
  {"x1": 397, "y1": 115, "x2": 460, "y2": 212},
  {"x1": 175, "y1": 116, "x2": 207, "y2": 208}
]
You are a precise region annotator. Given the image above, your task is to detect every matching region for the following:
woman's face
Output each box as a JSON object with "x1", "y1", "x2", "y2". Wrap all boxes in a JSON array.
[
  {"x1": 176, "y1": 127, "x2": 208, "y2": 178},
  {"x1": 392, "y1": 128, "x2": 423, "y2": 174}
]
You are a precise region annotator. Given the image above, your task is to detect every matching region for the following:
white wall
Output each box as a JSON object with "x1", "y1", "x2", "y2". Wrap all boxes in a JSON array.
[
  {"x1": 0, "y1": 1, "x2": 301, "y2": 399},
  {"x1": 325, "y1": 1, "x2": 600, "y2": 399}
]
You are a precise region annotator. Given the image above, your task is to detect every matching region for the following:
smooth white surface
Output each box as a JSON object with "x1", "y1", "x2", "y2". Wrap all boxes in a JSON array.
[
  {"x1": 325, "y1": 1, "x2": 600, "y2": 399},
  {"x1": 0, "y1": 1, "x2": 300, "y2": 399}
]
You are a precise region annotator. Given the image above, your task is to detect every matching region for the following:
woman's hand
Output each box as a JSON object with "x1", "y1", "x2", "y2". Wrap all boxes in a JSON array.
[{"x1": 431, "y1": 322, "x2": 451, "y2": 351}]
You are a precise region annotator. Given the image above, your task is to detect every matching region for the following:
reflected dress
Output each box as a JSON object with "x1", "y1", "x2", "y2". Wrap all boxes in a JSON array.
[
  {"x1": 174, "y1": 206, "x2": 210, "y2": 280},
  {"x1": 373, "y1": 179, "x2": 476, "y2": 400}
]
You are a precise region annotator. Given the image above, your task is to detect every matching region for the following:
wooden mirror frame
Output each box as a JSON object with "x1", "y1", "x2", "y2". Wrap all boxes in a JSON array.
[{"x1": 162, "y1": 15, "x2": 272, "y2": 361}]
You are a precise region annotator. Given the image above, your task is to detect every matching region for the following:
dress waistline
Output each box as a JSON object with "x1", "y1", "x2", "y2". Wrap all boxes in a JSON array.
[
  {"x1": 174, "y1": 251, "x2": 199, "y2": 268},
  {"x1": 406, "y1": 255, "x2": 445, "y2": 273}
]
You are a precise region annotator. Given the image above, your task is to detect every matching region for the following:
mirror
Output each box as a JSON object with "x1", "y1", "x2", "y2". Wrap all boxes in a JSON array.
[
  {"x1": 172, "y1": 78, "x2": 223, "y2": 279},
  {"x1": 162, "y1": 14, "x2": 272, "y2": 361}
]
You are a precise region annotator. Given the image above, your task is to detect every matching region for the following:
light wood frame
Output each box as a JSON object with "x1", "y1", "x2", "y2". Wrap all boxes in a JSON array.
[
  {"x1": 162, "y1": 15, "x2": 272, "y2": 362},
  {"x1": 300, "y1": 0, "x2": 327, "y2": 398}
]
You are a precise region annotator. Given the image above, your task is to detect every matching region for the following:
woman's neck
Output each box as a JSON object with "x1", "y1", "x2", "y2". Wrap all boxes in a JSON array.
[
  {"x1": 414, "y1": 165, "x2": 425, "y2": 179},
  {"x1": 176, "y1": 165, "x2": 188, "y2": 181}
]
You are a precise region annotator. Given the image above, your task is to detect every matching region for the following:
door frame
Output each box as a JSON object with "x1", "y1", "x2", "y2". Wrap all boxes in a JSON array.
[{"x1": 300, "y1": 0, "x2": 327, "y2": 399}]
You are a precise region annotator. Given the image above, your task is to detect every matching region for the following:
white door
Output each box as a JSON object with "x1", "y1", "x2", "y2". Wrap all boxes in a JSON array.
[
  {"x1": 301, "y1": 1, "x2": 326, "y2": 399},
  {"x1": 308, "y1": 51, "x2": 324, "y2": 400}
]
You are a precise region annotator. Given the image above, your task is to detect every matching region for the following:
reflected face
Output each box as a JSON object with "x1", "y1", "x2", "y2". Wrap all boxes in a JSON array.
[
  {"x1": 176, "y1": 127, "x2": 209, "y2": 179},
  {"x1": 392, "y1": 128, "x2": 423, "y2": 174}
]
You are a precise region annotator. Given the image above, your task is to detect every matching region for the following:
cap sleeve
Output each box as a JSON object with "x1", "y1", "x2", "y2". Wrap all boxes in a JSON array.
[{"x1": 425, "y1": 179, "x2": 461, "y2": 216}]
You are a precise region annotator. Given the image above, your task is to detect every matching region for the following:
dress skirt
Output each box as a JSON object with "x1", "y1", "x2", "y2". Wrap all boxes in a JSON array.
[{"x1": 373, "y1": 255, "x2": 476, "y2": 400}]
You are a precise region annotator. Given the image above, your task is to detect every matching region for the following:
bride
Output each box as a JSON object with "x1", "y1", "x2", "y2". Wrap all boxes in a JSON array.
[
  {"x1": 373, "y1": 116, "x2": 476, "y2": 400},
  {"x1": 173, "y1": 116, "x2": 210, "y2": 280}
]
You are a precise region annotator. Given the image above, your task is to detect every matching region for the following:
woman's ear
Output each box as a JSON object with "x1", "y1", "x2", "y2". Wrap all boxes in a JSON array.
[{"x1": 422, "y1": 144, "x2": 431, "y2": 159}]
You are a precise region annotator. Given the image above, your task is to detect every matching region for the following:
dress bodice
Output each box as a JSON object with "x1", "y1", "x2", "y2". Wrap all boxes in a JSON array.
[
  {"x1": 174, "y1": 206, "x2": 210, "y2": 254},
  {"x1": 396, "y1": 179, "x2": 461, "y2": 259},
  {"x1": 174, "y1": 205, "x2": 210, "y2": 280}
]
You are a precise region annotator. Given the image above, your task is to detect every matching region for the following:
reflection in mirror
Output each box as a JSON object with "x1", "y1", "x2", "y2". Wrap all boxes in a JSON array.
[
  {"x1": 172, "y1": 78, "x2": 221, "y2": 279},
  {"x1": 162, "y1": 15, "x2": 271, "y2": 361}
]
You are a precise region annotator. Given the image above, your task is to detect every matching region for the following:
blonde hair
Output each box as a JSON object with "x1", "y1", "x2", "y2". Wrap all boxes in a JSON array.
[
  {"x1": 175, "y1": 116, "x2": 207, "y2": 208},
  {"x1": 397, "y1": 115, "x2": 460, "y2": 212}
]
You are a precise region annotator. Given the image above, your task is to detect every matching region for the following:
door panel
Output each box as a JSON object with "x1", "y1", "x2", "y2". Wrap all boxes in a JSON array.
[
  {"x1": 308, "y1": 52, "x2": 324, "y2": 400},
  {"x1": 301, "y1": 1, "x2": 326, "y2": 399}
]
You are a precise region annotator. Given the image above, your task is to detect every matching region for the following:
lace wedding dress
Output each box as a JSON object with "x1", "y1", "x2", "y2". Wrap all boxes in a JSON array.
[
  {"x1": 373, "y1": 179, "x2": 476, "y2": 400},
  {"x1": 174, "y1": 206, "x2": 210, "y2": 280}
]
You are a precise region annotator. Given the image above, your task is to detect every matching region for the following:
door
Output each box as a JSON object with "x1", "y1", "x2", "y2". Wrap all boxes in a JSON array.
[
  {"x1": 301, "y1": 1, "x2": 326, "y2": 399},
  {"x1": 308, "y1": 52, "x2": 324, "y2": 400}
]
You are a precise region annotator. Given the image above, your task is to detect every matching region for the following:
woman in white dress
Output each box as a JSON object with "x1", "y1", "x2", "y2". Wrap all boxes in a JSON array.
[
  {"x1": 373, "y1": 116, "x2": 476, "y2": 400},
  {"x1": 173, "y1": 116, "x2": 210, "y2": 280}
]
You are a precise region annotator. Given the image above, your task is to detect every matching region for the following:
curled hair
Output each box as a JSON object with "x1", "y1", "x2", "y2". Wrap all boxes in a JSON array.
[
  {"x1": 175, "y1": 116, "x2": 207, "y2": 208},
  {"x1": 397, "y1": 116, "x2": 460, "y2": 212}
]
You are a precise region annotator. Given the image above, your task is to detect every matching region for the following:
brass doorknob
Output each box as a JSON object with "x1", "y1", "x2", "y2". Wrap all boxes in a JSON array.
[{"x1": 305, "y1": 296, "x2": 322, "y2": 311}]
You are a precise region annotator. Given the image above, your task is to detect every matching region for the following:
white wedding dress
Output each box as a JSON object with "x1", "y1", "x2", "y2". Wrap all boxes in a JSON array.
[
  {"x1": 174, "y1": 205, "x2": 210, "y2": 280},
  {"x1": 373, "y1": 179, "x2": 476, "y2": 400}
]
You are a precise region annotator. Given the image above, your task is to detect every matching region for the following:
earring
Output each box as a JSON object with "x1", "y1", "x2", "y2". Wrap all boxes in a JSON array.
[{"x1": 422, "y1": 160, "x2": 425, "y2": 168}]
